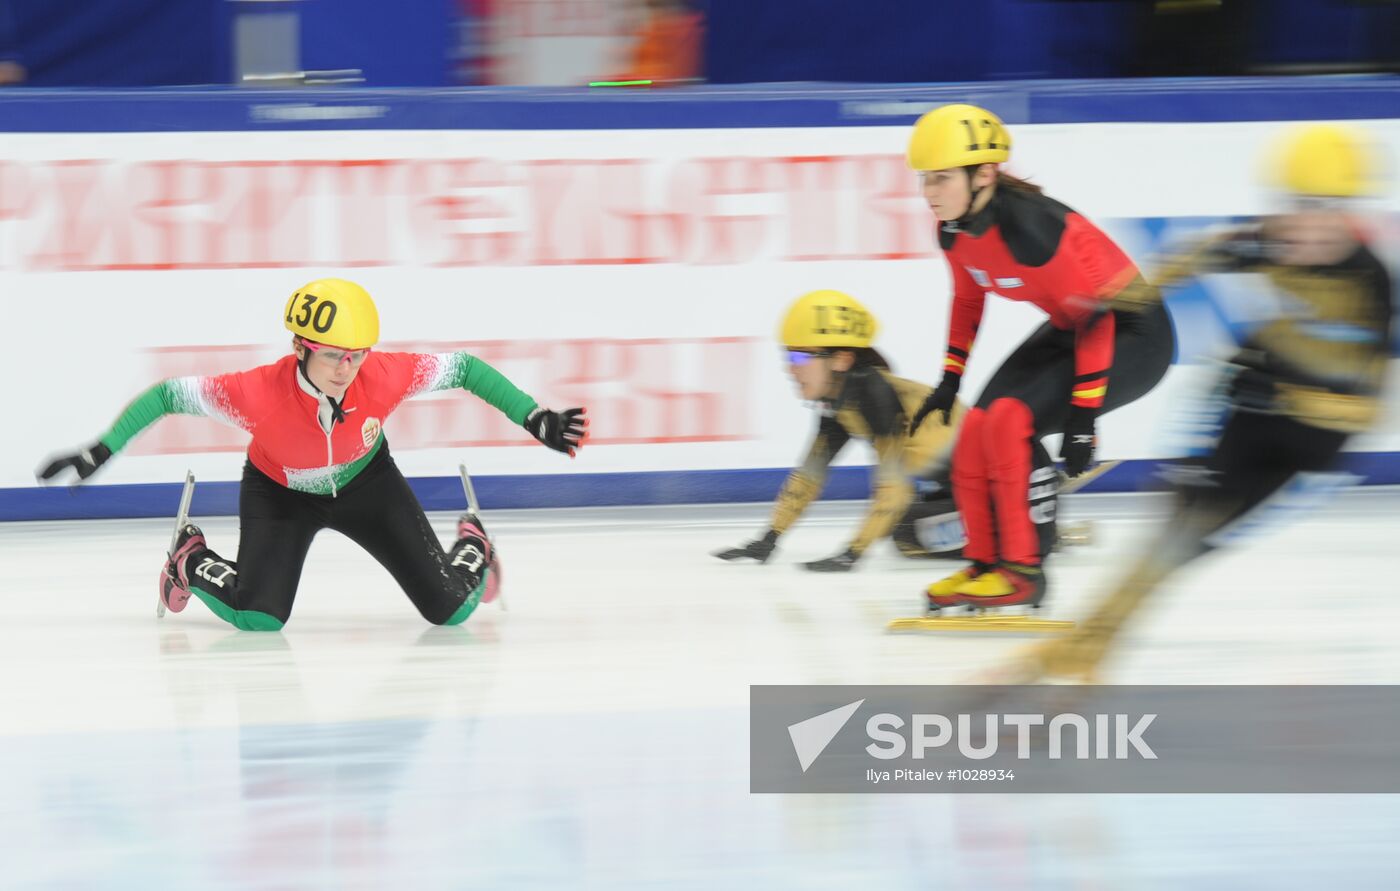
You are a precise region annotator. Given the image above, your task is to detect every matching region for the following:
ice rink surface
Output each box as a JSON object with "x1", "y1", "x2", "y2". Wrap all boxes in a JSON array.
[{"x1": 3, "y1": 489, "x2": 1399, "y2": 889}]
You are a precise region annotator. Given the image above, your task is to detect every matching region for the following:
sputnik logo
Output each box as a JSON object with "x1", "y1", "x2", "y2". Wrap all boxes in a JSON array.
[{"x1": 787, "y1": 699, "x2": 864, "y2": 772}]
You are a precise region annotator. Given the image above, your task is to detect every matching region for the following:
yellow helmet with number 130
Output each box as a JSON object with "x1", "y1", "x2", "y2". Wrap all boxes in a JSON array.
[{"x1": 283, "y1": 278, "x2": 380, "y2": 350}]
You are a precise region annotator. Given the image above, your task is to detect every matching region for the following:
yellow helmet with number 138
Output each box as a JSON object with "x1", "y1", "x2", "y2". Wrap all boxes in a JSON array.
[{"x1": 780, "y1": 290, "x2": 879, "y2": 350}]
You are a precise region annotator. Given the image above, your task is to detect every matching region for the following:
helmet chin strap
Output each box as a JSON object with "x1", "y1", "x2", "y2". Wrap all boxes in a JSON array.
[
  {"x1": 955, "y1": 164, "x2": 992, "y2": 227},
  {"x1": 297, "y1": 347, "x2": 346, "y2": 425}
]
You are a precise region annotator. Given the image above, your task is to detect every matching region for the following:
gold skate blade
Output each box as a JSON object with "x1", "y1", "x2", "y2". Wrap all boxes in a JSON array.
[
  {"x1": 887, "y1": 615, "x2": 1075, "y2": 633},
  {"x1": 1057, "y1": 520, "x2": 1095, "y2": 546}
]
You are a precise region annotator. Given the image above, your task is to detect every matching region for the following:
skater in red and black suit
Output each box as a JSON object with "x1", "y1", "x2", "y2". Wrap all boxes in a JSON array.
[{"x1": 907, "y1": 104, "x2": 1175, "y2": 611}]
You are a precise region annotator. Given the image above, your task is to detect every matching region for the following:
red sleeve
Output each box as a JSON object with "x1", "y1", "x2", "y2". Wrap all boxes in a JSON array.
[
  {"x1": 944, "y1": 260, "x2": 986, "y2": 376},
  {"x1": 1071, "y1": 312, "x2": 1114, "y2": 410},
  {"x1": 202, "y1": 360, "x2": 291, "y2": 432},
  {"x1": 357, "y1": 351, "x2": 425, "y2": 414},
  {"x1": 1039, "y1": 215, "x2": 1138, "y2": 411}
]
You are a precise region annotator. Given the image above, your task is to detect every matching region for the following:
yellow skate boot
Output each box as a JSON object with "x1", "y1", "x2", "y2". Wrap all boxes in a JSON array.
[
  {"x1": 925, "y1": 562, "x2": 992, "y2": 611},
  {"x1": 953, "y1": 561, "x2": 1046, "y2": 609}
]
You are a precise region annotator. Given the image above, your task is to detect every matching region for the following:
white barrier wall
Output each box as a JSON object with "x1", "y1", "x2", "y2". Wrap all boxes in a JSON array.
[{"x1": 5, "y1": 121, "x2": 1399, "y2": 491}]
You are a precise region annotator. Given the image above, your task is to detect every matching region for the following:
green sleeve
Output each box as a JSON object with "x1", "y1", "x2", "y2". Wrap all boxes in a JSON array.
[
  {"x1": 98, "y1": 380, "x2": 180, "y2": 454},
  {"x1": 98, "y1": 377, "x2": 223, "y2": 454},
  {"x1": 450, "y1": 354, "x2": 539, "y2": 425}
]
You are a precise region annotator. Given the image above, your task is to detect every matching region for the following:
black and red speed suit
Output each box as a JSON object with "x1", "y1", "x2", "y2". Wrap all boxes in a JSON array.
[{"x1": 935, "y1": 184, "x2": 1175, "y2": 591}]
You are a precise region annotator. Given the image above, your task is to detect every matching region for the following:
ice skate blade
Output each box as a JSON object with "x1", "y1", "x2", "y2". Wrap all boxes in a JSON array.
[
  {"x1": 888, "y1": 615, "x2": 1075, "y2": 634},
  {"x1": 1057, "y1": 520, "x2": 1095, "y2": 547},
  {"x1": 159, "y1": 471, "x2": 196, "y2": 619}
]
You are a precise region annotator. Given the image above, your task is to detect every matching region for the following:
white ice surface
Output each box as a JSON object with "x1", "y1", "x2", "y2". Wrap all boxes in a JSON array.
[{"x1": 2, "y1": 490, "x2": 1399, "y2": 889}]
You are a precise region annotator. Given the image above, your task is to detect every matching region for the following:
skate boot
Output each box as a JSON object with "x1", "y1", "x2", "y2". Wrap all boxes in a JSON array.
[
  {"x1": 952, "y1": 561, "x2": 1047, "y2": 609},
  {"x1": 158, "y1": 523, "x2": 206, "y2": 614},
  {"x1": 456, "y1": 513, "x2": 500, "y2": 603},
  {"x1": 925, "y1": 562, "x2": 992, "y2": 611}
]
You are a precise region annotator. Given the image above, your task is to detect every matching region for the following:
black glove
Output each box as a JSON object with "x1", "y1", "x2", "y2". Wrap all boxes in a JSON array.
[
  {"x1": 910, "y1": 372, "x2": 960, "y2": 432},
  {"x1": 802, "y1": 548, "x2": 859, "y2": 572},
  {"x1": 1228, "y1": 366, "x2": 1277, "y2": 412},
  {"x1": 525, "y1": 407, "x2": 587, "y2": 456},
  {"x1": 712, "y1": 529, "x2": 779, "y2": 564},
  {"x1": 37, "y1": 442, "x2": 112, "y2": 484},
  {"x1": 1210, "y1": 227, "x2": 1273, "y2": 268},
  {"x1": 1059, "y1": 406, "x2": 1097, "y2": 478}
]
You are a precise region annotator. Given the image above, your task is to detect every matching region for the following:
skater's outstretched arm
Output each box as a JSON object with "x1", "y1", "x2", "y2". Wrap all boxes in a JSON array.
[
  {"x1": 713, "y1": 415, "x2": 850, "y2": 564},
  {"x1": 771, "y1": 415, "x2": 850, "y2": 537},
  {"x1": 812, "y1": 371, "x2": 924, "y2": 570},
  {"x1": 37, "y1": 372, "x2": 260, "y2": 484},
  {"x1": 378, "y1": 350, "x2": 587, "y2": 456},
  {"x1": 1109, "y1": 225, "x2": 1267, "y2": 313}
]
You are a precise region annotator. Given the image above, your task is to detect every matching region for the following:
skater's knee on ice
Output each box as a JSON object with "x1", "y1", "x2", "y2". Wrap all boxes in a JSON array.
[
  {"x1": 232, "y1": 612, "x2": 285, "y2": 632},
  {"x1": 187, "y1": 584, "x2": 285, "y2": 631},
  {"x1": 432, "y1": 576, "x2": 486, "y2": 627}
]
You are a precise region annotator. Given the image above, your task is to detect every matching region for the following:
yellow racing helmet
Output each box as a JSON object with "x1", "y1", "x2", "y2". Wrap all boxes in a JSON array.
[
  {"x1": 907, "y1": 103, "x2": 1012, "y2": 171},
  {"x1": 283, "y1": 278, "x2": 380, "y2": 350},
  {"x1": 1267, "y1": 123, "x2": 1384, "y2": 199},
  {"x1": 780, "y1": 290, "x2": 878, "y2": 351}
]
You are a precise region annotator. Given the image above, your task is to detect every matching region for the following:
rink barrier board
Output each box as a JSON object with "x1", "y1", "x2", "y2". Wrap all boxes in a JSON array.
[
  {"x1": 6, "y1": 453, "x2": 1400, "y2": 521},
  {"x1": 0, "y1": 77, "x2": 1398, "y2": 132},
  {"x1": 2, "y1": 79, "x2": 1398, "y2": 519}
]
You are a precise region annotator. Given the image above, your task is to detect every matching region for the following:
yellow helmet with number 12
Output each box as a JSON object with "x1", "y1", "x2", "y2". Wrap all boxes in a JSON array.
[
  {"x1": 780, "y1": 290, "x2": 879, "y2": 350},
  {"x1": 907, "y1": 103, "x2": 1012, "y2": 171},
  {"x1": 283, "y1": 278, "x2": 380, "y2": 350}
]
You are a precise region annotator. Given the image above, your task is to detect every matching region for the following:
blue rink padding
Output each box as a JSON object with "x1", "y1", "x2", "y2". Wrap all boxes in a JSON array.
[
  {"x1": 5, "y1": 453, "x2": 1400, "y2": 521},
  {"x1": 0, "y1": 76, "x2": 1398, "y2": 133}
]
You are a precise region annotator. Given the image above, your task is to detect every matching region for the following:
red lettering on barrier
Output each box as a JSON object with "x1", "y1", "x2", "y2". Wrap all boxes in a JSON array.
[
  {"x1": 854, "y1": 155, "x2": 929, "y2": 260},
  {"x1": 777, "y1": 155, "x2": 844, "y2": 261},
  {"x1": 0, "y1": 161, "x2": 35, "y2": 267},
  {"x1": 697, "y1": 157, "x2": 774, "y2": 266},
  {"x1": 2, "y1": 155, "x2": 935, "y2": 270},
  {"x1": 335, "y1": 160, "x2": 397, "y2": 268},
  {"x1": 129, "y1": 161, "x2": 221, "y2": 269},
  {"x1": 33, "y1": 161, "x2": 121, "y2": 270},
  {"x1": 412, "y1": 158, "x2": 524, "y2": 267}
]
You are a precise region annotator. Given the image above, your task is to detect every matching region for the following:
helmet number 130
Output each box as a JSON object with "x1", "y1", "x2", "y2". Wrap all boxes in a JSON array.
[{"x1": 286, "y1": 293, "x2": 339, "y2": 334}]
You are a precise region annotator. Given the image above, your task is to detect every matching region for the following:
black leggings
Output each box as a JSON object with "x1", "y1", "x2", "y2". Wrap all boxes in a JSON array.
[
  {"x1": 1167, "y1": 409, "x2": 1350, "y2": 562},
  {"x1": 184, "y1": 444, "x2": 484, "y2": 630},
  {"x1": 1061, "y1": 408, "x2": 1353, "y2": 664},
  {"x1": 976, "y1": 304, "x2": 1176, "y2": 427},
  {"x1": 954, "y1": 304, "x2": 1175, "y2": 566}
]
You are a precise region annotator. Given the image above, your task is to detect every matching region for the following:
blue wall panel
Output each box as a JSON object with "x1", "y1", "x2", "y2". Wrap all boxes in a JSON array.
[{"x1": 10, "y1": 0, "x2": 223, "y2": 87}]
